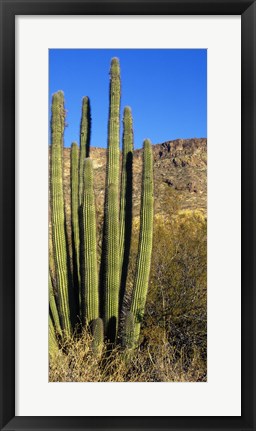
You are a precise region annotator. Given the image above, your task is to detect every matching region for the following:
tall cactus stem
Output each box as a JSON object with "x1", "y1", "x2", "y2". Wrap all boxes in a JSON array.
[
  {"x1": 81, "y1": 158, "x2": 99, "y2": 325},
  {"x1": 119, "y1": 106, "x2": 133, "y2": 312},
  {"x1": 106, "y1": 58, "x2": 121, "y2": 188},
  {"x1": 122, "y1": 310, "x2": 135, "y2": 349},
  {"x1": 79, "y1": 96, "x2": 91, "y2": 205},
  {"x1": 49, "y1": 316, "x2": 59, "y2": 356},
  {"x1": 50, "y1": 91, "x2": 71, "y2": 336},
  {"x1": 105, "y1": 183, "x2": 119, "y2": 340},
  {"x1": 104, "y1": 58, "x2": 121, "y2": 341},
  {"x1": 49, "y1": 272, "x2": 62, "y2": 336},
  {"x1": 91, "y1": 317, "x2": 104, "y2": 356},
  {"x1": 130, "y1": 139, "x2": 154, "y2": 344},
  {"x1": 71, "y1": 142, "x2": 81, "y2": 306}
]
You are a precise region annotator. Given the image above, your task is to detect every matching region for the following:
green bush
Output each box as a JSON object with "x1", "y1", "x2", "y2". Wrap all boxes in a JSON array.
[{"x1": 142, "y1": 211, "x2": 207, "y2": 369}]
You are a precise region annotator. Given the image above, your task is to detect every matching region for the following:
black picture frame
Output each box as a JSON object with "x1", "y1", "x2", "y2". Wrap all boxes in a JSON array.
[{"x1": 0, "y1": 1, "x2": 255, "y2": 430}]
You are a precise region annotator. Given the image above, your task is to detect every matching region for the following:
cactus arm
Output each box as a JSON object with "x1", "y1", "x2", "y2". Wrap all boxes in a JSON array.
[
  {"x1": 79, "y1": 96, "x2": 91, "y2": 205},
  {"x1": 50, "y1": 91, "x2": 71, "y2": 336},
  {"x1": 119, "y1": 106, "x2": 133, "y2": 311},
  {"x1": 106, "y1": 58, "x2": 121, "y2": 188},
  {"x1": 105, "y1": 183, "x2": 119, "y2": 340},
  {"x1": 49, "y1": 315, "x2": 59, "y2": 356},
  {"x1": 81, "y1": 158, "x2": 99, "y2": 325},
  {"x1": 71, "y1": 142, "x2": 80, "y2": 300},
  {"x1": 130, "y1": 139, "x2": 154, "y2": 344},
  {"x1": 104, "y1": 58, "x2": 121, "y2": 341},
  {"x1": 49, "y1": 272, "x2": 62, "y2": 336},
  {"x1": 92, "y1": 317, "x2": 104, "y2": 356},
  {"x1": 120, "y1": 107, "x2": 133, "y2": 266},
  {"x1": 122, "y1": 310, "x2": 135, "y2": 349},
  {"x1": 49, "y1": 233, "x2": 55, "y2": 282}
]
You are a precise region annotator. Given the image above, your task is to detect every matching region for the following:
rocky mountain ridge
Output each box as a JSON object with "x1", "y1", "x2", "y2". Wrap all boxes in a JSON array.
[{"x1": 61, "y1": 137, "x2": 207, "y2": 221}]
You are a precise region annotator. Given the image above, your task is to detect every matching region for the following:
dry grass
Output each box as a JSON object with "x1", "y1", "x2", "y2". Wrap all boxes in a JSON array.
[{"x1": 49, "y1": 328, "x2": 206, "y2": 382}]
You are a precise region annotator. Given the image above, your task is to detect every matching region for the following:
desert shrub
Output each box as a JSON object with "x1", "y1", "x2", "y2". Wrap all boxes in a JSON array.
[{"x1": 141, "y1": 211, "x2": 207, "y2": 373}]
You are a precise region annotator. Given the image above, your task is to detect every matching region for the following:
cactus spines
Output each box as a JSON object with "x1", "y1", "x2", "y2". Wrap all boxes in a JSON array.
[
  {"x1": 49, "y1": 273, "x2": 62, "y2": 336},
  {"x1": 104, "y1": 58, "x2": 121, "y2": 341},
  {"x1": 81, "y1": 158, "x2": 99, "y2": 325},
  {"x1": 119, "y1": 106, "x2": 133, "y2": 312},
  {"x1": 91, "y1": 318, "x2": 104, "y2": 356},
  {"x1": 71, "y1": 142, "x2": 80, "y2": 296},
  {"x1": 79, "y1": 96, "x2": 91, "y2": 205},
  {"x1": 122, "y1": 311, "x2": 135, "y2": 349},
  {"x1": 130, "y1": 139, "x2": 154, "y2": 344},
  {"x1": 50, "y1": 91, "x2": 71, "y2": 336}
]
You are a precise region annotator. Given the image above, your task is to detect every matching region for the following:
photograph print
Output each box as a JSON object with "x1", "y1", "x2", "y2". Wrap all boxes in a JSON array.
[{"x1": 48, "y1": 49, "x2": 207, "y2": 382}]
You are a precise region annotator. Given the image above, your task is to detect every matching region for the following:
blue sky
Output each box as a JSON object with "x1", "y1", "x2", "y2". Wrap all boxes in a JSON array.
[{"x1": 49, "y1": 49, "x2": 207, "y2": 149}]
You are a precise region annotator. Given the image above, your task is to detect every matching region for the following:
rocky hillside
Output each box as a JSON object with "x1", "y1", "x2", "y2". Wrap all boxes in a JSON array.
[
  {"x1": 60, "y1": 138, "x2": 207, "y2": 222},
  {"x1": 49, "y1": 137, "x2": 207, "y2": 248}
]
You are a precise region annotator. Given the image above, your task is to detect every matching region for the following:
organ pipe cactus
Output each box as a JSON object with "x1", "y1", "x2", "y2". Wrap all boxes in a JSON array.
[
  {"x1": 71, "y1": 142, "x2": 80, "y2": 294},
  {"x1": 79, "y1": 96, "x2": 91, "y2": 205},
  {"x1": 104, "y1": 58, "x2": 121, "y2": 341},
  {"x1": 92, "y1": 318, "x2": 104, "y2": 356},
  {"x1": 119, "y1": 107, "x2": 133, "y2": 311},
  {"x1": 49, "y1": 316, "x2": 59, "y2": 356},
  {"x1": 122, "y1": 311, "x2": 135, "y2": 349},
  {"x1": 49, "y1": 58, "x2": 154, "y2": 354},
  {"x1": 130, "y1": 139, "x2": 154, "y2": 344},
  {"x1": 106, "y1": 58, "x2": 120, "y2": 189},
  {"x1": 81, "y1": 158, "x2": 99, "y2": 325},
  {"x1": 104, "y1": 183, "x2": 120, "y2": 341},
  {"x1": 50, "y1": 91, "x2": 71, "y2": 336},
  {"x1": 49, "y1": 272, "x2": 62, "y2": 336}
]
